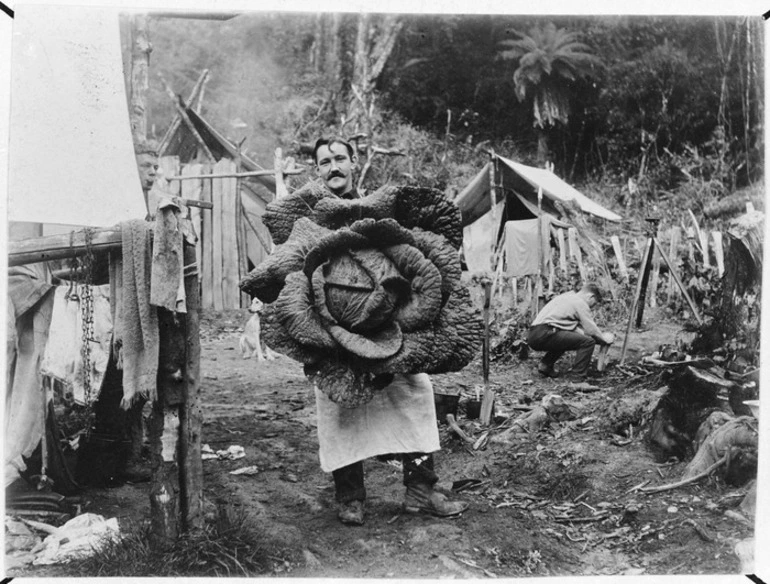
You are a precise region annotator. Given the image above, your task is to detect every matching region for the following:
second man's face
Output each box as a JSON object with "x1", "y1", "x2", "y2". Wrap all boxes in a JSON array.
[{"x1": 315, "y1": 142, "x2": 355, "y2": 195}]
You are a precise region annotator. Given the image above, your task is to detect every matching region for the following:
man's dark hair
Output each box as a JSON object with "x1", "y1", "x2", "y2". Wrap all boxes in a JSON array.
[
  {"x1": 312, "y1": 137, "x2": 354, "y2": 164},
  {"x1": 134, "y1": 139, "x2": 159, "y2": 157},
  {"x1": 582, "y1": 283, "x2": 605, "y2": 303}
]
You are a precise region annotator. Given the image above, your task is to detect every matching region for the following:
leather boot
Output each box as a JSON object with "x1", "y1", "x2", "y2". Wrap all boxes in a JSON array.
[
  {"x1": 404, "y1": 483, "x2": 468, "y2": 517},
  {"x1": 338, "y1": 500, "x2": 365, "y2": 525}
]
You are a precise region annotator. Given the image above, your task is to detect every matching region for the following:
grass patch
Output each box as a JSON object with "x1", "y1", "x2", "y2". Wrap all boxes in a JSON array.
[{"x1": 67, "y1": 505, "x2": 275, "y2": 577}]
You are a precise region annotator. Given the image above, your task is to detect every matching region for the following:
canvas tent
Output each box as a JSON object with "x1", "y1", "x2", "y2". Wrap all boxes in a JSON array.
[{"x1": 454, "y1": 154, "x2": 621, "y2": 274}]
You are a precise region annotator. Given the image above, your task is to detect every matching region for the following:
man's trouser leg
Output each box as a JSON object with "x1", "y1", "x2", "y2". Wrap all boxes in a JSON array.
[
  {"x1": 333, "y1": 462, "x2": 366, "y2": 503},
  {"x1": 528, "y1": 325, "x2": 596, "y2": 373},
  {"x1": 402, "y1": 452, "x2": 439, "y2": 488}
]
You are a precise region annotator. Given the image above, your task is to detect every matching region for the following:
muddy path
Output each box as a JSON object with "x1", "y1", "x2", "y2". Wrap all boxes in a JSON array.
[{"x1": 8, "y1": 308, "x2": 754, "y2": 578}]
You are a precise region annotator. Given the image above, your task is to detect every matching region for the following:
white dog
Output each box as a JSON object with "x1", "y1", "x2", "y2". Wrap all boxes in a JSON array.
[{"x1": 240, "y1": 298, "x2": 279, "y2": 361}]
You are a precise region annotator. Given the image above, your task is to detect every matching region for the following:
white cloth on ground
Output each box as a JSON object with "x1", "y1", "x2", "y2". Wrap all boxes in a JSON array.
[{"x1": 315, "y1": 373, "x2": 440, "y2": 472}]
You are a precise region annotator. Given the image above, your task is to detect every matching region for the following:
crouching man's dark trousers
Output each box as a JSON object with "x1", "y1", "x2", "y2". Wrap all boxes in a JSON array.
[
  {"x1": 332, "y1": 453, "x2": 438, "y2": 503},
  {"x1": 527, "y1": 324, "x2": 596, "y2": 375}
]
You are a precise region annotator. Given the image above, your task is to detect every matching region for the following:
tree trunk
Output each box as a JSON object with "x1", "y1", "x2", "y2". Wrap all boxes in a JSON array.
[
  {"x1": 128, "y1": 14, "x2": 152, "y2": 143},
  {"x1": 536, "y1": 129, "x2": 549, "y2": 167}
]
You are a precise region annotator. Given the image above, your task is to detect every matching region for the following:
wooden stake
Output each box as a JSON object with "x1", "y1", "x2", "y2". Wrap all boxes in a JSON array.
[
  {"x1": 712, "y1": 231, "x2": 725, "y2": 277},
  {"x1": 511, "y1": 277, "x2": 518, "y2": 311},
  {"x1": 666, "y1": 227, "x2": 681, "y2": 303},
  {"x1": 480, "y1": 279, "x2": 495, "y2": 426},
  {"x1": 620, "y1": 238, "x2": 653, "y2": 365},
  {"x1": 649, "y1": 225, "x2": 662, "y2": 307},
  {"x1": 652, "y1": 236, "x2": 703, "y2": 324},
  {"x1": 178, "y1": 243, "x2": 203, "y2": 531},
  {"x1": 635, "y1": 235, "x2": 655, "y2": 328},
  {"x1": 200, "y1": 164, "x2": 214, "y2": 309},
  {"x1": 557, "y1": 228, "x2": 567, "y2": 274},
  {"x1": 610, "y1": 235, "x2": 629, "y2": 283},
  {"x1": 567, "y1": 228, "x2": 586, "y2": 282}
]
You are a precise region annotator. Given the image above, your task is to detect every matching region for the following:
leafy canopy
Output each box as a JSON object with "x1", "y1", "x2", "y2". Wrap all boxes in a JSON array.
[{"x1": 499, "y1": 22, "x2": 603, "y2": 128}]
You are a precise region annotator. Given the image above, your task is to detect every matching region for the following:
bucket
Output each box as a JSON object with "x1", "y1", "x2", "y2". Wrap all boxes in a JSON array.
[{"x1": 434, "y1": 393, "x2": 460, "y2": 422}]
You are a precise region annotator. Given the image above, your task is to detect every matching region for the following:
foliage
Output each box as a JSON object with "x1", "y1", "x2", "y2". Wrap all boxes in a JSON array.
[
  {"x1": 67, "y1": 505, "x2": 274, "y2": 577},
  {"x1": 142, "y1": 12, "x2": 762, "y2": 214},
  {"x1": 498, "y1": 22, "x2": 603, "y2": 129}
]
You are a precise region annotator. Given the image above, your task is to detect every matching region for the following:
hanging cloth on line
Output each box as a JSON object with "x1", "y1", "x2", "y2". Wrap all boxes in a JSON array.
[{"x1": 41, "y1": 285, "x2": 112, "y2": 406}]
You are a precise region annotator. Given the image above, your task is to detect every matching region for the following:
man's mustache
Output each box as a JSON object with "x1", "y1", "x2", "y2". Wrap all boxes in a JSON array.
[{"x1": 328, "y1": 170, "x2": 345, "y2": 179}]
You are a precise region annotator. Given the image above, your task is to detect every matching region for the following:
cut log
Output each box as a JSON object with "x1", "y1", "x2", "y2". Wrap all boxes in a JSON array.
[{"x1": 683, "y1": 415, "x2": 758, "y2": 486}]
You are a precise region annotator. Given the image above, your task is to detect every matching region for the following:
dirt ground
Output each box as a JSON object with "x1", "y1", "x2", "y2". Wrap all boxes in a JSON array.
[{"x1": 6, "y1": 306, "x2": 757, "y2": 578}]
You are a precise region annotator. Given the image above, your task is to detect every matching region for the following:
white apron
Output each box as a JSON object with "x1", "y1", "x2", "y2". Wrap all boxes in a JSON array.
[{"x1": 315, "y1": 373, "x2": 441, "y2": 472}]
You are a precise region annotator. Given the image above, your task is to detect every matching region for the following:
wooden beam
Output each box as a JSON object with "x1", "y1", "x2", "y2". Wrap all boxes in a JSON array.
[
  {"x1": 167, "y1": 168, "x2": 304, "y2": 182},
  {"x1": 8, "y1": 227, "x2": 124, "y2": 267}
]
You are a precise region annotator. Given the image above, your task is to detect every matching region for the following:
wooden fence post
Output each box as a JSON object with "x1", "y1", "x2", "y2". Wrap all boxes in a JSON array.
[
  {"x1": 179, "y1": 243, "x2": 203, "y2": 531},
  {"x1": 666, "y1": 226, "x2": 681, "y2": 304},
  {"x1": 200, "y1": 164, "x2": 213, "y2": 309},
  {"x1": 649, "y1": 225, "x2": 662, "y2": 307},
  {"x1": 610, "y1": 235, "x2": 629, "y2": 283},
  {"x1": 712, "y1": 232, "x2": 725, "y2": 277},
  {"x1": 557, "y1": 228, "x2": 567, "y2": 274}
]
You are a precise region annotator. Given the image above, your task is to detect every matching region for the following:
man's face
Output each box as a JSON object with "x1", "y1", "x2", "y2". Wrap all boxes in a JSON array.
[
  {"x1": 136, "y1": 153, "x2": 158, "y2": 192},
  {"x1": 315, "y1": 142, "x2": 355, "y2": 195}
]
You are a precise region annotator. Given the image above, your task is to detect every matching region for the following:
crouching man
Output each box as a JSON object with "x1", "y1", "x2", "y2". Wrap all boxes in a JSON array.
[{"x1": 527, "y1": 283, "x2": 614, "y2": 381}]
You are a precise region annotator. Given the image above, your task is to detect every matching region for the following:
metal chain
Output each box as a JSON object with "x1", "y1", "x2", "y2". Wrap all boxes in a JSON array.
[{"x1": 80, "y1": 228, "x2": 95, "y2": 436}]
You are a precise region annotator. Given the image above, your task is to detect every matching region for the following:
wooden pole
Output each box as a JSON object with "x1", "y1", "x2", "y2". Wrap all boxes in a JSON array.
[
  {"x1": 480, "y1": 279, "x2": 495, "y2": 425},
  {"x1": 167, "y1": 168, "x2": 304, "y2": 182},
  {"x1": 127, "y1": 14, "x2": 151, "y2": 144},
  {"x1": 567, "y1": 228, "x2": 586, "y2": 282},
  {"x1": 534, "y1": 187, "x2": 543, "y2": 320},
  {"x1": 511, "y1": 277, "x2": 518, "y2": 311},
  {"x1": 241, "y1": 201, "x2": 273, "y2": 254},
  {"x1": 557, "y1": 228, "x2": 568, "y2": 274},
  {"x1": 159, "y1": 69, "x2": 209, "y2": 156},
  {"x1": 201, "y1": 164, "x2": 214, "y2": 309},
  {"x1": 649, "y1": 224, "x2": 662, "y2": 307},
  {"x1": 178, "y1": 243, "x2": 203, "y2": 531},
  {"x1": 488, "y1": 153, "x2": 498, "y2": 230},
  {"x1": 652, "y1": 236, "x2": 703, "y2": 324},
  {"x1": 635, "y1": 235, "x2": 655, "y2": 328},
  {"x1": 666, "y1": 226, "x2": 681, "y2": 303},
  {"x1": 620, "y1": 238, "x2": 653, "y2": 365},
  {"x1": 712, "y1": 231, "x2": 725, "y2": 277}
]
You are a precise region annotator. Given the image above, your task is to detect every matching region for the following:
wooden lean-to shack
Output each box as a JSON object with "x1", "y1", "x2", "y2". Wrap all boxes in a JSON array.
[{"x1": 156, "y1": 89, "x2": 277, "y2": 309}]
